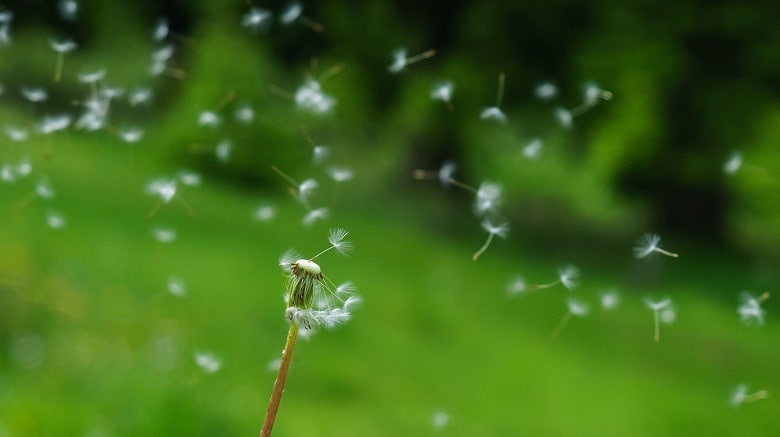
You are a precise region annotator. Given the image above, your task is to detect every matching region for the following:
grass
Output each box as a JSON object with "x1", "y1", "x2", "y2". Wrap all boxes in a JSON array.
[{"x1": 1, "y1": 135, "x2": 778, "y2": 436}]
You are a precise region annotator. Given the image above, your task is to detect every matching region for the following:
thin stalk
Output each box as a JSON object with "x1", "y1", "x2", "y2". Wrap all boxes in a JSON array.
[
  {"x1": 653, "y1": 310, "x2": 660, "y2": 342},
  {"x1": 550, "y1": 312, "x2": 573, "y2": 340},
  {"x1": 260, "y1": 323, "x2": 299, "y2": 437}
]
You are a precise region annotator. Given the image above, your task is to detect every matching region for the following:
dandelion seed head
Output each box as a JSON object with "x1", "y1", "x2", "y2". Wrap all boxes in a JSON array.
[
  {"x1": 152, "y1": 227, "x2": 176, "y2": 243},
  {"x1": 534, "y1": 82, "x2": 558, "y2": 101},
  {"x1": 558, "y1": 265, "x2": 579, "y2": 290},
  {"x1": 198, "y1": 111, "x2": 220, "y2": 127},
  {"x1": 215, "y1": 139, "x2": 232, "y2": 163},
  {"x1": 128, "y1": 87, "x2": 152, "y2": 106},
  {"x1": 328, "y1": 228, "x2": 353, "y2": 255},
  {"x1": 295, "y1": 80, "x2": 336, "y2": 114},
  {"x1": 506, "y1": 276, "x2": 526, "y2": 297},
  {"x1": 280, "y1": 3, "x2": 303, "y2": 25},
  {"x1": 38, "y1": 115, "x2": 71, "y2": 134},
  {"x1": 59, "y1": 0, "x2": 78, "y2": 20},
  {"x1": 21, "y1": 87, "x2": 48, "y2": 103},
  {"x1": 522, "y1": 138, "x2": 543, "y2": 159},
  {"x1": 46, "y1": 211, "x2": 65, "y2": 229},
  {"x1": 567, "y1": 297, "x2": 590, "y2": 316},
  {"x1": 723, "y1": 151, "x2": 742, "y2": 175},
  {"x1": 146, "y1": 178, "x2": 177, "y2": 203},
  {"x1": 633, "y1": 233, "x2": 661, "y2": 258},
  {"x1": 6, "y1": 125, "x2": 28, "y2": 142},
  {"x1": 481, "y1": 219, "x2": 509, "y2": 238},
  {"x1": 644, "y1": 297, "x2": 672, "y2": 312},
  {"x1": 298, "y1": 178, "x2": 318, "y2": 202},
  {"x1": 312, "y1": 145, "x2": 329, "y2": 164},
  {"x1": 50, "y1": 38, "x2": 77, "y2": 53},
  {"x1": 36, "y1": 181, "x2": 54, "y2": 199},
  {"x1": 738, "y1": 292, "x2": 767, "y2": 326},
  {"x1": 480, "y1": 106, "x2": 507, "y2": 123},
  {"x1": 279, "y1": 250, "x2": 301, "y2": 272},
  {"x1": 167, "y1": 277, "x2": 186, "y2": 297},
  {"x1": 254, "y1": 204, "x2": 276, "y2": 222},
  {"x1": 388, "y1": 48, "x2": 407, "y2": 73},
  {"x1": 194, "y1": 352, "x2": 221, "y2": 373},
  {"x1": 119, "y1": 128, "x2": 143, "y2": 143},
  {"x1": 437, "y1": 161, "x2": 456, "y2": 187},
  {"x1": 234, "y1": 104, "x2": 254, "y2": 123},
  {"x1": 302, "y1": 207, "x2": 329, "y2": 226},
  {"x1": 475, "y1": 182, "x2": 502, "y2": 216},
  {"x1": 432, "y1": 410, "x2": 450, "y2": 431},
  {"x1": 600, "y1": 290, "x2": 620, "y2": 310},
  {"x1": 554, "y1": 107, "x2": 572, "y2": 128},
  {"x1": 431, "y1": 81, "x2": 454, "y2": 103},
  {"x1": 242, "y1": 7, "x2": 272, "y2": 32},
  {"x1": 153, "y1": 18, "x2": 169, "y2": 41},
  {"x1": 328, "y1": 166, "x2": 353, "y2": 182},
  {"x1": 78, "y1": 69, "x2": 106, "y2": 84}
]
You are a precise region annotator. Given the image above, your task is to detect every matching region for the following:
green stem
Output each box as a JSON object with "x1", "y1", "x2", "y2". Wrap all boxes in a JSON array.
[{"x1": 260, "y1": 323, "x2": 299, "y2": 437}]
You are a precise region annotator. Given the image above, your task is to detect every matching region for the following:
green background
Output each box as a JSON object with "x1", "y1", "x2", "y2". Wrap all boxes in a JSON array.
[{"x1": 1, "y1": 1, "x2": 778, "y2": 435}]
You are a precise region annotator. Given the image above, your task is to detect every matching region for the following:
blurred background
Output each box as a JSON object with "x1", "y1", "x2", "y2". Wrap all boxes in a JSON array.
[{"x1": 0, "y1": 0, "x2": 778, "y2": 435}]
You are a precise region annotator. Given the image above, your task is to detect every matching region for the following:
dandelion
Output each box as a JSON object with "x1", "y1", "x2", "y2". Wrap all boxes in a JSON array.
[
  {"x1": 412, "y1": 161, "x2": 458, "y2": 188},
  {"x1": 50, "y1": 38, "x2": 77, "y2": 82},
  {"x1": 215, "y1": 139, "x2": 232, "y2": 163},
  {"x1": 738, "y1": 292, "x2": 769, "y2": 326},
  {"x1": 167, "y1": 277, "x2": 186, "y2": 297},
  {"x1": 178, "y1": 170, "x2": 201, "y2": 187},
  {"x1": 194, "y1": 352, "x2": 222, "y2": 374},
  {"x1": 520, "y1": 138, "x2": 543, "y2": 159},
  {"x1": 152, "y1": 227, "x2": 176, "y2": 243},
  {"x1": 388, "y1": 47, "x2": 436, "y2": 73},
  {"x1": 554, "y1": 107, "x2": 572, "y2": 128},
  {"x1": 506, "y1": 276, "x2": 526, "y2": 297},
  {"x1": 302, "y1": 207, "x2": 328, "y2": 226},
  {"x1": 530, "y1": 265, "x2": 580, "y2": 291},
  {"x1": 550, "y1": 296, "x2": 589, "y2": 340},
  {"x1": 472, "y1": 219, "x2": 509, "y2": 261},
  {"x1": 242, "y1": 7, "x2": 272, "y2": 33},
  {"x1": 480, "y1": 72, "x2": 507, "y2": 123},
  {"x1": 146, "y1": 177, "x2": 195, "y2": 219},
  {"x1": 328, "y1": 166, "x2": 353, "y2": 183},
  {"x1": 153, "y1": 18, "x2": 169, "y2": 41},
  {"x1": 730, "y1": 384, "x2": 769, "y2": 407},
  {"x1": 474, "y1": 181, "x2": 503, "y2": 216},
  {"x1": 432, "y1": 410, "x2": 450, "y2": 431},
  {"x1": 723, "y1": 151, "x2": 742, "y2": 175},
  {"x1": 644, "y1": 297, "x2": 674, "y2": 342},
  {"x1": 234, "y1": 104, "x2": 254, "y2": 123},
  {"x1": 128, "y1": 87, "x2": 152, "y2": 106},
  {"x1": 21, "y1": 87, "x2": 47, "y2": 103},
  {"x1": 279, "y1": 2, "x2": 323, "y2": 33},
  {"x1": 294, "y1": 79, "x2": 335, "y2": 114},
  {"x1": 78, "y1": 69, "x2": 106, "y2": 85},
  {"x1": 6, "y1": 125, "x2": 28, "y2": 142},
  {"x1": 46, "y1": 211, "x2": 65, "y2": 229},
  {"x1": 633, "y1": 233, "x2": 678, "y2": 258},
  {"x1": 36, "y1": 180, "x2": 54, "y2": 199},
  {"x1": 59, "y1": 0, "x2": 78, "y2": 20},
  {"x1": 600, "y1": 289, "x2": 620, "y2": 310},
  {"x1": 261, "y1": 229, "x2": 360, "y2": 437},
  {"x1": 119, "y1": 127, "x2": 143, "y2": 143},
  {"x1": 254, "y1": 204, "x2": 276, "y2": 222},
  {"x1": 431, "y1": 80, "x2": 454, "y2": 109},
  {"x1": 37, "y1": 114, "x2": 71, "y2": 134},
  {"x1": 534, "y1": 81, "x2": 558, "y2": 101},
  {"x1": 570, "y1": 82, "x2": 613, "y2": 117},
  {"x1": 198, "y1": 110, "x2": 220, "y2": 127}
]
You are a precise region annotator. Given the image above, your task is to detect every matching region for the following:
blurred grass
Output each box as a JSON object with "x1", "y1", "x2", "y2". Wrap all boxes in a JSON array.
[{"x1": 1, "y1": 136, "x2": 778, "y2": 436}]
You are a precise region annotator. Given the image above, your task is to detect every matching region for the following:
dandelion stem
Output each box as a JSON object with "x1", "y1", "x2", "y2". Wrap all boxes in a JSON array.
[
  {"x1": 550, "y1": 312, "x2": 573, "y2": 340},
  {"x1": 260, "y1": 323, "x2": 299, "y2": 437},
  {"x1": 405, "y1": 49, "x2": 436, "y2": 66},
  {"x1": 271, "y1": 165, "x2": 299, "y2": 188},
  {"x1": 472, "y1": 233, "x2": 495, "y2": 261},
  {"x1": 445, "y1": 178, "x2": 477, "y2": 193},
  {"x1": 54, "y1": 53, "x2": 64, "y2": 82},
  {"x1": 655, "y1": 247, "x2": 679, "y2": 258},
  {"x1": 530, "y1": 280, "x2": 561, "y2": 291},
  {"x1": 744, "y1": 390, "x2": 769, "y2": 403},
  {"x1": 653, "y1": 310, "x2": 660, "y2": 342}
]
